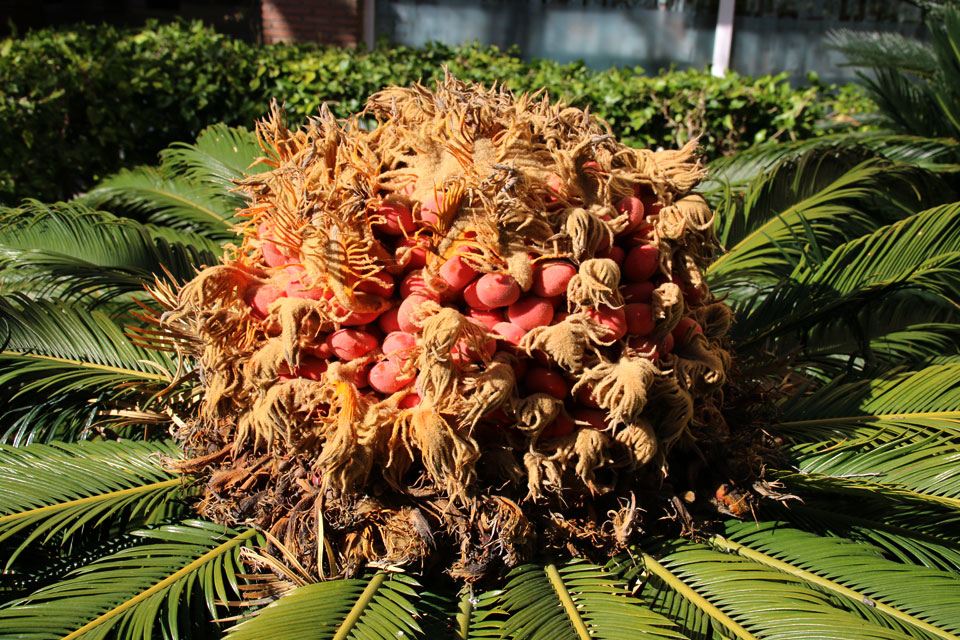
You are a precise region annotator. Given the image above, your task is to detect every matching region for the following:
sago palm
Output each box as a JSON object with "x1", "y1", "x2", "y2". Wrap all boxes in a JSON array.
[{"x1": 1, "y1": 73, "x2": 959, "y2": 640}]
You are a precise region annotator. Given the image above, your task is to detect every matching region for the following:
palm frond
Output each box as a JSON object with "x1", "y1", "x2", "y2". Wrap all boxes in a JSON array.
[
  {"x1": 772, "y1": 360, "x2": 960, "y2": 504},
  {"x1": 0, "y1": 200, "x2": 216, "y2": 302},
  {"x1": 223, "y1": 572, "x2": 423, "y2": 640},
  {"x1": 0, "y1": 294, "x2": 183, "y2": 442},
  {"x1": 732, "y1": 202, "x2": 960, "y2": 352},
  {"x1": 702, "y1": 135, "x2": 959, "y2": 196},
  {"x1": 160, "y1": 123, "x2": 270, "y2": 194},
  {"x1": 0, "y1": 293, "x2": 176, "y2": 382},
  {"x1": 826, "y1": 28, "x2": 940, "y2": 77},
  {"x1": 751, "y1": 293, "x2": 960, "y2": 379},
  {"x1": 0, "y1": 439, "x2": 186, "y2": 567},
  {"x1": 468, "y1": 562, "x2": 684, "y2": 640},
  {"x1": 0, "y1": 520, "x2": 257, "y2": 640},
  {"x1": 768, "y1": 502, "x2": 960, "y2": 573},
  {"x1": 617, "y1": 541, "x2": 919, "y2": 640},
  {"x1": 85, "y1": 167, "x2": 239, "y2": 239},
  {"x1": 860, "y1": 69, "x2": 957, "y2": 139},
  {"x1": 717, "y1": 521, "x2": 960, "y2": 640},
  {"x1": 707, "y1": 154, "x2": 888, "y2": 289}
]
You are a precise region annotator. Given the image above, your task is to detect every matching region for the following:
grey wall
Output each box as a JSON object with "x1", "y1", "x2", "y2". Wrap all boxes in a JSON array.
[{"x1": 375, "y1": 0, "x2": 928, "y2": 83}]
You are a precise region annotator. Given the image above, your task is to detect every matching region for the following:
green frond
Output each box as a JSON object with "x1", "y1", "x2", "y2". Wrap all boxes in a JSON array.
[
  {"x1": 772, "y1": 361, "x2": 960, "y2": 503},
  {"x1": 0, "y1": 293, "x2": 176, "y2": 381},
  {"x1": 860, "y1": 69, "x2": 957, "y2": 139},
  {"x1": 756, "y1": 293, "x2": 960, "y2": 379},
  {"x1": 767, "y1": 502, "x2": 960, "y2": 573},
  {"x1": 707, "y1": 154, "x2": 888, "y2": 288},
  {"x1": 223, "y1": 572, "x2": 423, "y2": 640},
  {"x1": 776, "y1": 471, "x2": 960, "y2": 526},
  {"x1": 703, "y1": 135, "x2": 959, "y2": 196},
  {"x1": 0, "y1": 200, "x2": 217, "y2": 302},
  {"x1": 0, "y1": 520, "x2": 258, "y2": 640},
  {"x1": 0, "y1": 439, "x2": 186, "y2": 568},
  {"x1": 618, "y1": 541, "x2": 918, "y2": 640},
  {"x1": 826, "y1": 28, "x2": 940, "y2": 77},
  {"x1": 159, "y1": 123, "x2": 271, "y2": 194},
  {"x1": 732, "y1": 202, "x2": 960, "y2": 352},
  {"x1": 0, "y1": 294, "x2": 184, "y2": 442},
  {"x1": 717, "y1": 521, "x2": 960, "y2": 640},
  {"x1": 85, "y1": 167, "x2": 240, "y2": 239},
  {"x1": 468, "y1": 562, "x2": 684, "y2": 640}
]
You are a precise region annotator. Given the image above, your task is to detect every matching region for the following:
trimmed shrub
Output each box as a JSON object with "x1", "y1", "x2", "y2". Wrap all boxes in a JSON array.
[{"x1": 0, "y1": 20, "x2": 872, "y2": 205}]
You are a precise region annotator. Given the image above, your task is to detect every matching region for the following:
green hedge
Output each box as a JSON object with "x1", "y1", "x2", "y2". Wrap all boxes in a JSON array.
[{"x1": 0, "y1": 20, "x2": 872, "y2": 205}]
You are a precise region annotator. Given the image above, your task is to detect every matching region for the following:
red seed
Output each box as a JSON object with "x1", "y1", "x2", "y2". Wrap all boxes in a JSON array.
[
  {"x1": 524, "y1": 368, "x2": 569, "y2": 399},
  {"x1": 354, "y1": 272, "x2": 395, "y2": 299},
  {"x1": 627, "y1": 336, "x2": 659, "y2": 360},
  {"x1": 509, "y1": 353, "x2": 528, "y2": 380},
  {"x1": 452, "y1": 337, "x2": 497, "y2": 365},
  {"x1": 672, "y1": 317, "x2": 703, "y2": 345},
  {"x1": 398, "y1": 392, "x2": 421, "y2": 408},
  {"x1": 395, "y1": 236, "x2": 430, "y2": 271},
  {"x1": 659, "y1": 332, "x2": 675, "y2": 356},
  {"x1": 329, "y1": 301, "x2": 384, "y2": 327},
  {"x1": 378, "y1": 307, "x2": 401, "y2": 334},
  {"x1": 419, "y1": 193, "x2": 442, "y2": 227},
  {"x1": 506, "y1": 296, "x2": 554, "y2": 330},
  {"x1": 383, "y1": 331, "x2": 417, "y2": 368},
  {"x1": 383, "y1": 331, "x2": 417, "y2": 356},
  {"x1": 585, "y1": 307, "x2": 627, "y2": 341},
  {"x1": 327, "y1": 329, "x2": 378, "y2": 361},
  {"x1": 624, "y1": 303, "x2": 655, "y2": 337},
  {"x1": 374, "y1": 198, "x2": 415, "y2": 235},
  {"x1": 685, "y1": 284, "x2": 703, "y2": 306},
  {"x1": 466, "y1": 307, "x2": 504, "y2": 331},
  {"x1": 261, "y1": 241, "x2": 290, "y2": 267},
  {"x1": 463, "y1": 279, "x2": 494, "y2": 311},
  {"x1": 598, "y1": 245, "x2": 625, "y2": 266},
  {"x1": 398, "y1": 294, "x2": 432, "y2": 333},
  {"x1": 400, "y1": 270, "x2": 432, "y2": 298},
  {"x1": 475, "y1": 273, "x2": 520, "y2": 308},
  {"x1": 438, "y1": 255, "x2": 478, "y2": 294},
  {"x1": 297, "y1": 356, "x2": 328, "y2": 381},
  {"x1": 546, "y1": 173, "x2": 563, "y2": 196},
  {"x1": 492, "y1": 321, "x2": 527, "y2": 347},
  {"x1": 623, "y1": 244, "x2": 660, "y2": 282},
  {"x1": 308, "y1": 339, "x2": 333, "y2": 359},
  {"x1": 285, "y1": 274, "x2": 330, "y2": 300},
  {"x1": 575, "y1": 385, "x2": 601, "y2": 409},
  {"x1": 622, "y1": 281, "x2": 655, "y2": 303},
  {"x1": 570, "y1": 408, "x2": 608, "y2": 430},
  {"x1": 541, "y1": 413, "x2": 575, "y2": 438},
  {"x1": 551, "y1": 311, "x2": 571, "y2": 325},
  {"x1": 531, "y1": 261, "x2": 576, "y2": 297},
  {"x1": 244, "y1": 284, "x2": 286, "y2": 319},
  {"x1": 369, "y1": 359, "x2": 415, "y2": 394},
  {"x1": 614, "y1": 196, "x2": 645, "y2": 235},
  {"x1": 640, "y1": 192, "x2": 662, "y2": 217}
]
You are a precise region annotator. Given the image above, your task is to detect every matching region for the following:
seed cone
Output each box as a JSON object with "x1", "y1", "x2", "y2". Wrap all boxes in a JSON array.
[{"x1": 162, "y1": 73, "x2": 741, "y2": 581}]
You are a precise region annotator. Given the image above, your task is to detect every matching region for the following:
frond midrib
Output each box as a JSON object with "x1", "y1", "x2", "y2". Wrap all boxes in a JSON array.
[
  {"x1": 0, "y1": 477, "x2": 182, "y2": 525},
  {"x1": 710, "y1": 535, "x2": 960, "y2": 640},
  {"x1": 1, "y1": 350, "x2": 171, "y2": 382}
]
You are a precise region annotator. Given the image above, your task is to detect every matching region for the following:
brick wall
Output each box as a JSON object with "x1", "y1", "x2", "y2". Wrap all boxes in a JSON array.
[{"x1": 262, "y1": 0, "x2": 361, "y2": 46}]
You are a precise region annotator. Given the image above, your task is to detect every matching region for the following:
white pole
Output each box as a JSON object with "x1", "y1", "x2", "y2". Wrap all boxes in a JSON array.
[
  {"x1": 363, "y1": 0, "x2": 375, "y2": 51},
  {"x1": 711, "y1": 0, "x2": 735, "y2": 77}
]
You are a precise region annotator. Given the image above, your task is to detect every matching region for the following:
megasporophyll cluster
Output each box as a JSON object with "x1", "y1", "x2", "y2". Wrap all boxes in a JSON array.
[{"x1": 161, "y1": 75, "x2": 736, "y2": 580}]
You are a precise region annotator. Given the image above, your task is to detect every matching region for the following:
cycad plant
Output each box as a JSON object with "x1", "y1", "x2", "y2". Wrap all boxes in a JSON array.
[{"x1": 1, "y1": 72, "x2": 960, "y2": 640}]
